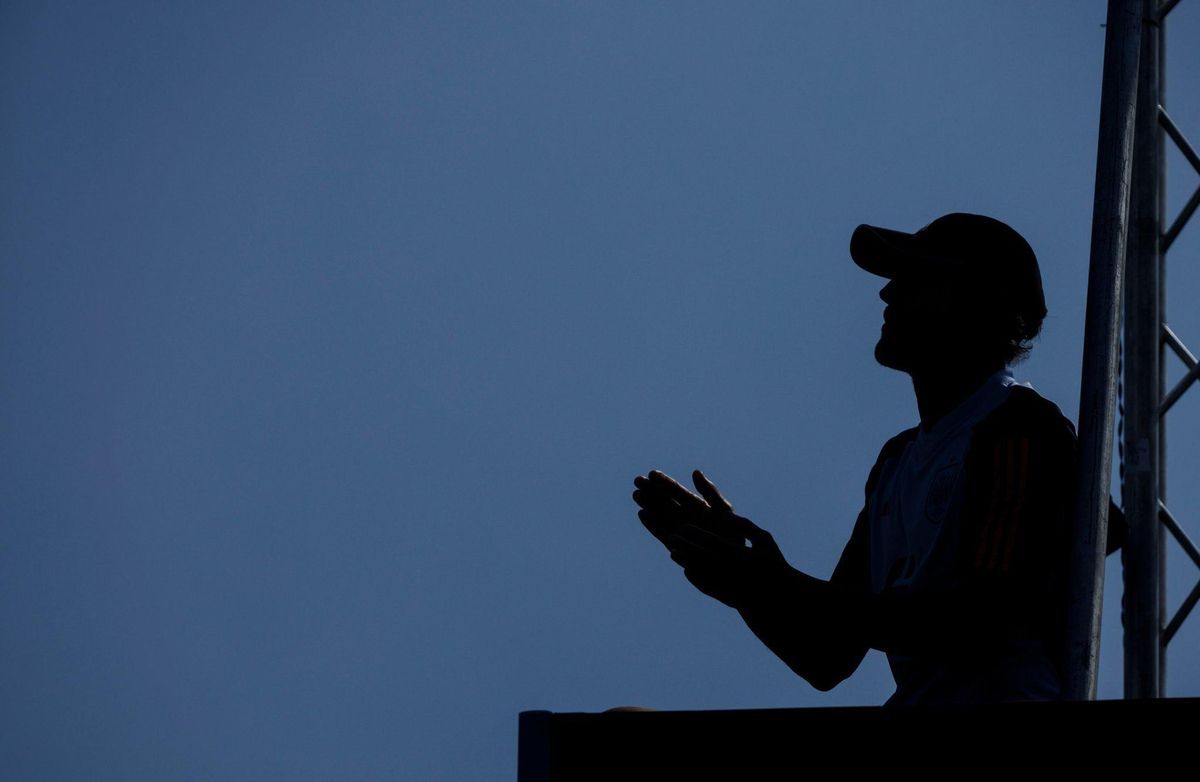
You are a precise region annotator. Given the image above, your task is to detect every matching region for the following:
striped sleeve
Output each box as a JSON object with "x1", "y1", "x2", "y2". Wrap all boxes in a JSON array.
[
  {"x1": 971, "y1": 432, "x2": 1035, "y2": 575},
  {"x1": 956, "y1": 412, "x2": 1078, "y2": 632}
]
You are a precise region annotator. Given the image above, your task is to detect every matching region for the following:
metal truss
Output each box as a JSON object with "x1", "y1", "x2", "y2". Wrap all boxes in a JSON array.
[{"x1": 1122, "y1": 0, "x2": 1199, "y2": 698}]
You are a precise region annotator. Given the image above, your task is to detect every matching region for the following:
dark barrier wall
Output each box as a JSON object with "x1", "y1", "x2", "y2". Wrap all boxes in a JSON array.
[{"x1": 519, "y1": 697, "x2": 1200, "y2": 780}]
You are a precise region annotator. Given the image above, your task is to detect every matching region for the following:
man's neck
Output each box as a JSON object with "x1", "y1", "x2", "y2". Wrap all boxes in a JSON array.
[{"x1": 909, "y1": 361, "x2": 1005, "y2": 433}]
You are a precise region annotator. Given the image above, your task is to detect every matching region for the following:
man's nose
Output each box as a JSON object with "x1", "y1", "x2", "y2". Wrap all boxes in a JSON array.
[{"x1": 879, "y1": 280, "x2": 897, "y2": 303}]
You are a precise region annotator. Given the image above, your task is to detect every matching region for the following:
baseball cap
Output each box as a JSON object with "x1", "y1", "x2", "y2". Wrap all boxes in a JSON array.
[{"x1": 849, "y1": 212, "x2": 1047, "y2": 335}]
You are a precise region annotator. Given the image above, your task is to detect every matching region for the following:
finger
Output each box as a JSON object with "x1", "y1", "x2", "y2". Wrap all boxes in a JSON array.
[
  {"x1": 634, "y1": 478, "x2": 687, "y2": 509},
  {"x1": 667, "y1": 532, "x2": 719, "y2": 571},
  {"x1": 634, "y1": 496, "x2": 691, "y2": 540},
  {"x1": 692, "y1": 470, "x2": 734, "y2": 514},
  {"x1": 632, "y1": 487, "x2": 686, "y2": 514},
  {"x1": 648, "y1": 470, "x2": 709, "y2": 512},
  {"x1": 633, "y1": 488, "x2": 679, "y2": 515},
  {"x1": 639, "y1": 509, "x2": 679, "y2": 544},
  {"x1": 676, "y1": 522, "x2": 741, "y2": 556},
  {"x1": 668, "y1": 526, "x2": 742, "y2": 575},
  {"x1": 669, "y1": 545, "x2": 719, "y2": 574}
]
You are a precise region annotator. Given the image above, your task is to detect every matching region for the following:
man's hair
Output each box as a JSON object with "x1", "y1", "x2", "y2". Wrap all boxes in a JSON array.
[{"x1": 992, "y1": 307, "x2": 1046, "y2": 365}]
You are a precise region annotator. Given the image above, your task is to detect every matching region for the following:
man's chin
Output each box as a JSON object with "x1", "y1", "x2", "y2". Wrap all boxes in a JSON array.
[{"x1": 874, "y1": 339, "x2": 916, "y2": 373}]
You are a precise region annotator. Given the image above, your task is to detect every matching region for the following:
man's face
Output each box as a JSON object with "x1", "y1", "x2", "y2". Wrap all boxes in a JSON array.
[{"x1": 874, "y1": 269, "x2": 978, "y2": 373}]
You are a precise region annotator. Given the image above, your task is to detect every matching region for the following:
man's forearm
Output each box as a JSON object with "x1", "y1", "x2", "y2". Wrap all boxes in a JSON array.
[
  {"x1": 736, "y1": 566, "x2": 1031, "y2": 688},
  {"x1": 735, "y1": 567, "x2": 870, "y2": 691}
]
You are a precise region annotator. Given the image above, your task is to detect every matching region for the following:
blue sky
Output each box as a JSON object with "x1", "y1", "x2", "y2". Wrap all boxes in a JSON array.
[{"x1": 2, "y1": 2, "x2": 1199, "y2": 779}]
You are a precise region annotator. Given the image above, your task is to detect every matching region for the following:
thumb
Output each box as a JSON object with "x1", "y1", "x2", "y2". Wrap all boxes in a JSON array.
[
  {"x1": 733, "y1": 512, "x2": 765, "y2": 540},
  {"x1": 692, "y1": 470, "x2": 734, "y2": 514},
  {"x1": 733, "y1": 514, "x2": 782, "y2": 556}
]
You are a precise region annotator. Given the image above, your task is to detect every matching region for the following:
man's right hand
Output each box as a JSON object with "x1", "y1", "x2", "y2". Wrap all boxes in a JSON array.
[
  {"x1": 631, "y1": 470, "x2": 860, "y2": 687},
  {"x1": 632, "y1": 470, "x2": 794, "y2": 610},
  {"x1": 631, "y1": 469, "x2": 739, "y2": 551}
]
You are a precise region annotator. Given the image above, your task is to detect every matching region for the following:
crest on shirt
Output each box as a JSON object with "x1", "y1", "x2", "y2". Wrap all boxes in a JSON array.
[{"x1": 925, "y1": 462, "x2": 961, "y2": 524}]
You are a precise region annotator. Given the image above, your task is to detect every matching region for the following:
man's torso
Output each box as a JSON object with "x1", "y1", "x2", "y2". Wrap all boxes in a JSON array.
[{"x1": 864, "y1": 370, "x2": 1075, "y2": 705}]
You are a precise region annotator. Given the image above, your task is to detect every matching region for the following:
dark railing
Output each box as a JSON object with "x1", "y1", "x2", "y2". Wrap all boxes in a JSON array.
[{"x1": 518, "y1": 698, "x2": 1200, "y2": 779}]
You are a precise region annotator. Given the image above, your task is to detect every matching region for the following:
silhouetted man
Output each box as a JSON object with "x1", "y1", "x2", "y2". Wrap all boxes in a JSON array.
[{"x1": 632, "y1": 213, "x2": 1117, "y2": 705}]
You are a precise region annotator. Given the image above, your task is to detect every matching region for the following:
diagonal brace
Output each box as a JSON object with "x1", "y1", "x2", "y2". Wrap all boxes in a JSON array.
[
  {"x1": 1163, "y1": 577, "x2": 1200, "y2": 646},
  {"x1": 1162, "y1": 183, "x2": 1200, "y2": 253},
  {"x1": 1159, "y1": 108, "x2": 1200, "y2": 252},
  {"x1": 1160, "y1": 502, "x2": 1200, "y2": 569},
  {"x1": 1163, "y1": 324, "x2": 1197, "y2": 369},
  {"x1": 1156, "y1": 502, "x2": 1200, "y2": 645},
  {"x1": 1161, "y1": 356, "x2": 1200, "y2": 415},
  {"x1": 1159, "y1": 106, "x2": 1200, "y2": 175},
  {"x1": 1156, "y1": 0, "x2": 1183, "y2": 23}
]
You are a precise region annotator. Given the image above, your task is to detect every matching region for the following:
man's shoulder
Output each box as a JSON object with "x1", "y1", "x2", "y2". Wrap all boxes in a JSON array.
[
  {"x1": 974, "y1": 384, "x2": 1077, "y2": 445},
  {"x1": 877, "y1": 424, "x2": 920, "y2": 463},
  {"x1": 863, "y1": 424, "x2": 921, "y2": 494}
]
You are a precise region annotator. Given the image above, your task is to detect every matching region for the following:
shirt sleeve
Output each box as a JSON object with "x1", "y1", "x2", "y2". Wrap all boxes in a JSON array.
[
  {"x1": 830, "y1": 431, "x2": 907, "y2": 596},
  {"x1": 830, "y1": 505, "x2": 871, "y2": 594},
  {"x1": 951, "y1": 410, "x2": 1078, "y2": 649}
]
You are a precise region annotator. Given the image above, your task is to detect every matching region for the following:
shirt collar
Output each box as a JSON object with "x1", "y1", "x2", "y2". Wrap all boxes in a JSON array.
[{"x1": 914, "y1": 368, "x2": 1020, "y2": 447}]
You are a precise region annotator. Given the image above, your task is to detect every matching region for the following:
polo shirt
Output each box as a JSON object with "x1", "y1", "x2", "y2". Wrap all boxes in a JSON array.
[{"x1": 830, "y1": 369, "x2": 1080, "y2": 706}]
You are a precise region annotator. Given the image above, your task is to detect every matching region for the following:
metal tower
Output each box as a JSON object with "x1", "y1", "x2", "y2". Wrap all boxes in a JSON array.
[
  {"x1": 1068, "y1": 0, "x2": 1198, "y2": 700},
  {"x1": 1122, "y1": 0, "x2": 1199, "y2": 698}
]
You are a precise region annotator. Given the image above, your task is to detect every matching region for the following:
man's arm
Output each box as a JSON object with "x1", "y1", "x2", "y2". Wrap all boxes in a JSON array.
[
  {"x1": 733, "y1": 417, "x2": 1076, "y2": 686},
  {"x1": 633, "y1": 443, "x2": 902, "y2": 695},
  {"x1": 632, "y1": 467, "x2": 874, "y2": 688},
  {"x1": 636, "y1": 471, "x2": 1025, "y2": 689},
  {"x1": 731, "y1": 437, "x2": 898, "y2": 692},
  {"x1": 632, "y1": 414, "x2": 1075, "y2": 692},
  {"x1": 734, "y1": 508, "x2": 873, "y2": 691}
]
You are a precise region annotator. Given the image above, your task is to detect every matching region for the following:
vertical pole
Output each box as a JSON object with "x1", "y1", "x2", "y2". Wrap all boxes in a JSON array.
[
  {"x1": 1122, "y1": 0, "x2": 1161, "y2": 701},
  {"x1": 1155, "y1": 8, "x2": 1167, "y2": 697},
  {"x1": 1065, "y1": 0, "x2": 1142, "y2": 702}
]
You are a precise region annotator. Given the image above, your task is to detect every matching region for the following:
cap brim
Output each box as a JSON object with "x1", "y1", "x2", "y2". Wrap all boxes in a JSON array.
[{"x1": 850, "y1": 224, "x2": 926, "y2": 278}]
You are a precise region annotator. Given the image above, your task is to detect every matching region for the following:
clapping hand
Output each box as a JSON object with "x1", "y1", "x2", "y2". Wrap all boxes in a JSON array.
[{"x1": 632, "y1": 469, "x2": 792, "y2": 610}]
